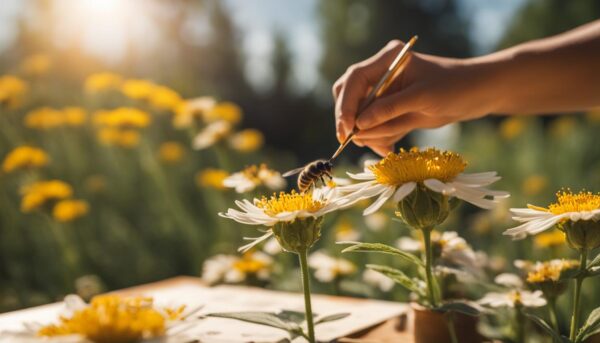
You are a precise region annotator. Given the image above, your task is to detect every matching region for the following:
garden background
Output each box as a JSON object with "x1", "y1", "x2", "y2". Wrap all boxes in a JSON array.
[{"x1": 0, "y1": 0, "x2": 599, "y2": 335}]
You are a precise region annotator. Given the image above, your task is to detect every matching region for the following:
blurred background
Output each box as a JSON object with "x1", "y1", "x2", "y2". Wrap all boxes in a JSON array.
[{"x1": 1, "y1": 0, "x2": 599, "y2": 335}]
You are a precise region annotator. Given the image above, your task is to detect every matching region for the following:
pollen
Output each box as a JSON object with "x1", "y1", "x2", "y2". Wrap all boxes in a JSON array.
[
  {"x1": 532, "y1": 190, "x2": 600, "y2": 215},
  {"x1": 369, "y1": 147, "x2": 467, "y2": 186},
  {"x1": 255, "y1": 190, "x2": 324, "y2": 216}
]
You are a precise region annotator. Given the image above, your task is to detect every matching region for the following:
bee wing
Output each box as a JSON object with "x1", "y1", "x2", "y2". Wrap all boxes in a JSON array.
[{"x1": 282, "y1": 166, "x2": 305, "y2": 177}]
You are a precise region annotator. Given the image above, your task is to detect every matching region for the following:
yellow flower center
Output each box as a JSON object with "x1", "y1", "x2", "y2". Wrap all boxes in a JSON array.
[
  {"x1": 38, "y1": 295, "x2": 184, "y2": 343},
  {"x1": 529, "y1": 190, "x2": 600, "y2": 215},
  {"x1": 534, "y1": 230, "x2": 566, "y2": 248},
  {"x1": 509, "y1": 290, "x2": 522, "y2": 305},
  {"x1": 255, "y1": 190, "x2": 324, "y2": 216},
  {"x1": 196, "y1": 168, "x2": 229, "y2": 190},
  {"x1": 369, "y1": 147, "x2": 466, "y2": 186},
  {"x1": 526, "y1": 259, "x2": 579, "y2": 283}
]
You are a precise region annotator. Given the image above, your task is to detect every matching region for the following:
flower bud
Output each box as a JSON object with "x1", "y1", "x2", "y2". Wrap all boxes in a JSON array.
[
  {"x1": 272, "y1": 217, "x2": 323, "y2": 254},
  {"x1": 561, "y1": 219, "x2": 600, "y2": 251},
  {"x1": 396, "y1": 184, "x2": 452, "y2": 230}
]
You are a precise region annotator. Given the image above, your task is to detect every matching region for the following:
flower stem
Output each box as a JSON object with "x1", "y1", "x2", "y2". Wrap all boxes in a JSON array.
[
  {"x1": 569, "y1": 249, "x2": 588, "y2": 341},
  {"x1": 298, "y1": 249, "x2": 315, "y2": 343},
  {"x1": 547, "y1": 296, "x2": 559, "y2": 334},
  {"x1": 516, "y1": 306, "x2": 525, "y2": 343},
  {"x1": 422, "y1": 229, "x2": 438, "y2": 307},
  {"x1": 446, "y1": 313, "x2": 459, "y2": 343}
]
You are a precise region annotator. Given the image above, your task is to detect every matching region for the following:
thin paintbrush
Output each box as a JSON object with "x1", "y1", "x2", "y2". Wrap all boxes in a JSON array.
[{"x1": 330, "y1": 35, "x2": 418, "y2": 160}]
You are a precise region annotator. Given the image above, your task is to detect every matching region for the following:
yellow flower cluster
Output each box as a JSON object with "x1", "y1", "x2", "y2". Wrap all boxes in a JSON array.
[
  {"x1": 370, "y1": 147, "x2": 467, "y2": 185},
  {"x1": 120, "y1": 78, "x2": 183, "y2": 111},
  {"x1": 25, "y1": 107, "x2": 87, "y2": 129},
  {"x1": 20, "y1": 180, "x2": 88, "y2": 222},
  {"x1": 529, "y1": 190, "x2": 600, "y2": 215},
  {"x1": 196, "y1": 168, "x2": 229, "y2": 190},
  {"x1": 526, "y1": 259, "x2": 580, "y2": 284},
  {"x1": 158, "y1": 141, "x2": 185, "y2": 163},
  {"x1": 21, "y1": 180, "x2": 73, "y2": 212},
  {"x1": 93, "y1": 108, "x2": 151, "y2": 148},
  {"x1": 20, "y1": 53, "x2": 52, "y2": 76},
  {"x1": 38, "y1": 295, "x2": 184, "y2": 343},
  {"x1": 0, "y1": 75, "x2": 27, "y2": 109},
  {"x1": 233, "y1": 251, "x2": 271, "y2": 274},
  {"x1": 2, "y1": 146, "x2": 49, "y2": 173}
]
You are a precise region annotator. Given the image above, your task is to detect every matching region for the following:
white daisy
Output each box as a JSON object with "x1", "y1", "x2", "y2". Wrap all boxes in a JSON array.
[
  {"x1": 2, "y1": 294, "x2": 198, "y2": 343},
  {"x1": 192, "y1": 120, "x2": 231, "y2": 150},
  {"x1": 202, "y1": 252, "x2": 273, "y2": 285},
  {"x1": 308, "y1": 250, "x2": 356, "y2": 282},
  {"x1": 339, "y1": 147, "x2": 509, "y2": 216},
  {"x1": 479, "y1": 290, "x2": 547, "y2": 308},
  {"x1": 219, "y1": 188, "x2": 349, "y2": 252},
  {"x1": 504, "y1": 190, "x2": 600, "y2": 240},
  {"x1": 362, "y1": 269, "x2": 395, "y2": 292},
  {"x1": 223, "y1": 164, "x2": 286, "y2": 193}
]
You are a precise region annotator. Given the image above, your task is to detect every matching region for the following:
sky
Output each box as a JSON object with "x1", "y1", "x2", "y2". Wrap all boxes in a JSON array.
[{"x1": 0, "y1": 0, "x2": 526, "y2": 91}]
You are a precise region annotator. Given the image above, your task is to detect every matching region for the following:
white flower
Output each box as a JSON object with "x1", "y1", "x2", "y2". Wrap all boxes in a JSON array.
[
  {"x1": 339, "y1": 148, "x2": 509, "y2": 216},
  {"x1": 494, "y1": 273, "x2": 524, "y2": 288},
  {"x1": 263, "y1": 237, "x2": 283, "y2": 255},
  {"x1": 173, "y1": 96, "x2": 216, "y2": 128},
  {"x1": 2, "y1": 294, "x2": 197, "y2": 343},
  {"x1": 479, "y1": 290, "x2": 546, "y2": 308},
  {"x1": 396, "y1": 231, "x2": 482, "y2": 273},
  {"x1": 223, "y1": 164, "x2": 286, "y2": 193},
  {"x1": 201, "y1": 252, "x2": 273, "y2": 285},
  {"x1": 192, "y1": 120, "x2": 231, "y2": 150},
  {"x1": 362, "y1": 269, "x2": 395, "y2": 292},
  {"x1": 308, "y1": 251, "x2": 356, "y2": 282},
  {"x1": 219, "y1": 188, "x2": 350, "y2": 252},
  {"x1": 364, "y1": 212, "x2": 389, "y2": 232},
  {"x1": 504, "y1": 190, "x2": 600, "y2": 240}
]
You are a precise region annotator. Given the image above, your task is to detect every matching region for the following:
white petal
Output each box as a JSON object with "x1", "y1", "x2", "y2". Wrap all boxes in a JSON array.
[
  {"x1": 392, "y1": 182, "x2": 416, "y2": 202},
  {"x1": 238, "y1": 231, "x2": 274, "y2": 252},
  {"x1": 424, "y1": 179, "x2": 455, "y2": 195},
  {"x1": 363, "y1": 186, "x2": 395, "y2": 215},
  {"x1": 346, "y1": 171, "x2": 375, "y2": 180}
]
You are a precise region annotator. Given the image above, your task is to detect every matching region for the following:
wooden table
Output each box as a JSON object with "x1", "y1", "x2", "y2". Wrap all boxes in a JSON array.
[{"x1": 120, "y1": 276, "x2": 413, "y2": 342}]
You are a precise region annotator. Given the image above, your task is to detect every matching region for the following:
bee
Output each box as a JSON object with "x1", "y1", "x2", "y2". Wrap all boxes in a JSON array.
[{"x1": 282, "y1": 159, "x2": 333, "y2": 193}]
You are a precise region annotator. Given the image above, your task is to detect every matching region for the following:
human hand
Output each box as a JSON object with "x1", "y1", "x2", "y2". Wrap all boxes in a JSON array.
[{"x1": 333, "y1": 40, "x2": 494, "y2": 156}]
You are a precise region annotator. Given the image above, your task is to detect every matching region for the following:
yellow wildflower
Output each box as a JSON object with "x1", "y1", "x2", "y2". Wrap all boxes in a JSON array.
[
  {"x1": 24, "y1": 107, "x2": 64, "y2": 129},
  {"x1": 534, "y1": 230, "x2": 566, "y2": 248},
  {"x1": 21, "y1": 180, "x2": 73, "y2": 212},
  {"x1": 526, "y1": 259, "x2": 579, "y2": 284},
  {"x1": 499, "y1": 117, "x2": 527, "y2": 140},
  {"x1": 120, "y1": 79, "x2": 156, "y2": 100},
  {"x1": 2, "y1": 146, "x2": 49, "y2": 173},
  {"x1": 93, "y1": 108, "x2": 151, "y2": 128},
  {"x1": 20, "y1": 53, "x2": 52, "y2": 76},
  {"x1": 148, "y1": 85, "x2": 182, "y2": 111},
  {"x1": 521, "y1": 174, "x2": 548, "y2": 196},
  {"x1": 97, "y1": 128, "x2": 140, "y2": 148},
  {"x1": 228, "y1": 129, "x2": 264, "y2": 152},
  {"x1": 158, "y1": 141, "x2": 185, "y2": 163},
  {"x1": 84, "y1": 72, "x2": 122, "y2": 93},
  {"x1": 205, "y1": 101, "x2": 242, "y2": 124},
  {"x1": 0, "y1": 75, "x2": 28, "y2": 108},
  {"x1": 62, "y1": 107, "x2": 87, "y2": 126},
  {"x1": 196, "y1": 168, "x2": 229, "y2": 190},
  {"x1": 53, "y1": 199, "x2": 89, "y2": 222}
]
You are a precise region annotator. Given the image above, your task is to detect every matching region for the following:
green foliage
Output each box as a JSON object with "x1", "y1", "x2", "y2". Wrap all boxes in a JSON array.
[
  {"x1": 366, "y1": 264, "x2": 425, "y2": 297},
  {"x1": 340, "y1": 241, "x2": 424, "y2": 267}
]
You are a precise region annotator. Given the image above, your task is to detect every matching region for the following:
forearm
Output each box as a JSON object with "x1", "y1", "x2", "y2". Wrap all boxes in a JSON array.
[{"x1": 468, "y1": 20, "x2": 600, "y2": 115}]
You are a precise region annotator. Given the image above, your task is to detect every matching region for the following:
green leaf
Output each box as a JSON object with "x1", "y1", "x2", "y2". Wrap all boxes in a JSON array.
[
  {"x1": 339, "y1": 242, "x2": 424, "y2": 267},
  {"x1": 576, "y1": 307, "x2": 600, "y2": 342},
  {"x1": 366, "y1": 264, "x2": 426, "y2": 296},
  {"x1": 525, "y1": 312, "x2": 570, "y2": 343},
  {"x1": 588, "y1": 254, "x2": 600, "y2": 270},
  {"x1": 208, "y1": 311, "x2": 298, "y2": 332},
  {"x1": 435, "y1": 301, "x2": 481, "y2": 317},
  {"x1": 277, "y1": 310, "x2": 306, "y2": 324},
  {"x1": 315, "y1": 312, "x2": 350, "y2": 325}
]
